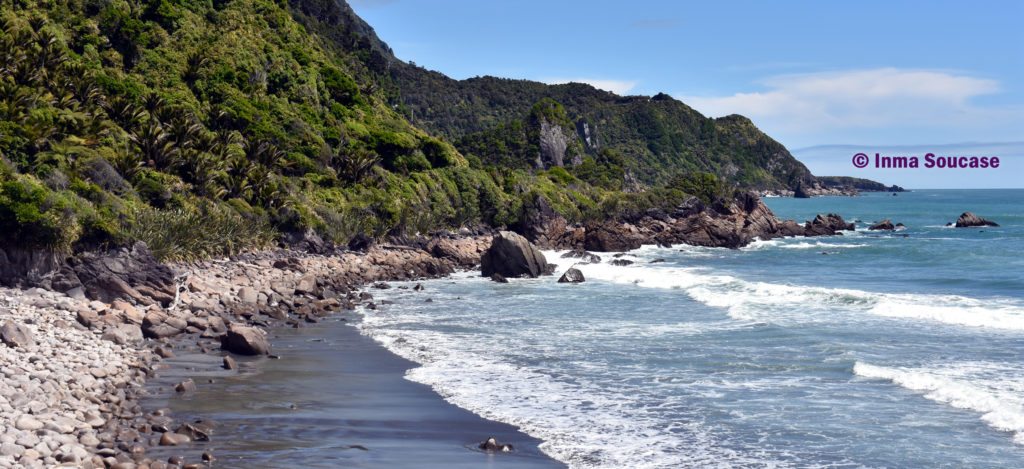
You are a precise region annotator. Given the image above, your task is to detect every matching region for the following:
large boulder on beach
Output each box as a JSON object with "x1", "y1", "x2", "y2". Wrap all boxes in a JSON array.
[
  {"x1": 954, "y1": 212, "x2": 999, "y2": 228},
  {"x1": 1, "y1": 320, "x2": 34, "y2": 348},
  {"x1": 804, "y1": 214, "x2": 855, "y2": 236},
  {"x1": 869, "y1": 219, "x2": 895, "y2": 230},
  {"x1": 220, "y1": 324, "x2": 271, "y2": 355},
  {"x1": 480, "y1": 231, "x2": 550, "y2": 278},
  {"x1": 557, "y1": 268, "x2": 585, "y2": 283}
]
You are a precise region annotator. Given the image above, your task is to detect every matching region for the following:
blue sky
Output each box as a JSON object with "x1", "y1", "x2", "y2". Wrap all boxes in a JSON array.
[{"x1": 351, "y1": 0, "x2": 1023, "y2": 187}]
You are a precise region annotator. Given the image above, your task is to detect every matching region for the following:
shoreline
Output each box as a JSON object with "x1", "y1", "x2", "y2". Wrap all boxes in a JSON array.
[
  {"x1": 0, "y1": 193, "x2": 866, "y2": 467},
  {"x1": 1, "y1": 234, "x2": 568, "y2": 468},
  {"x1": 141, "y1": 312, "x2": 564, "y2": 468}
]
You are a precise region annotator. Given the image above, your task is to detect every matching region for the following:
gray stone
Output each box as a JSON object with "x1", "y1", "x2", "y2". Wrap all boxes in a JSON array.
[
  {"x1": 101, "y1": 324, "x2": 143, "y2": 345},
  {"x1": 557, "y1": 268, "x2": 585, "y2": 283},
  {"x1": 14, "y1": 415, "x2": 43, "y2": 431},
  {"x1": 1, "y1": 320, "x2": 34, "y2": 348},
  {"x1": 237, "y1": 287, "x2": 258, "y2": 304},
  {"x1": 220, "y1": 324, "x2": 270, "y2": 356},
  {"x1": 480, "y1": 231, "x2": 549, "y2": 279}
]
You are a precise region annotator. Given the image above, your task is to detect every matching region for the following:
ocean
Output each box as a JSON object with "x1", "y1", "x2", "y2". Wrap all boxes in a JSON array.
[{"x1": 360, "y1": 189, "x2": 1024, "y2": 468}]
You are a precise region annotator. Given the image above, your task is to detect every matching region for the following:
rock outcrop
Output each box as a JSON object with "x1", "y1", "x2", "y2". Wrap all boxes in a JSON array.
[
  {"x1": 65, "y1": 242, "x2": 177, "y2": 306},
  {"x1": 954, "y1": 212, "x2": 999, "y2": 228},
  {"x1": 804, "y1": 214, "x2": 855, "y2": 236},
  {"x1": 480, "y1": 231, "x2": 550, "y2": 278},
  {"x1": 584, "y1": 222, "x2": 644, "y2": 252},
  {"x1": 869, "y1": 219, "x2": 895, "y2": 230}
]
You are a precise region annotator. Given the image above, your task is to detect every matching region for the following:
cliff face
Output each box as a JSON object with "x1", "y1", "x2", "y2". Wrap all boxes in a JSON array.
[{"x1": 287, "y1": 0, "x2": 819, "y2": 192}]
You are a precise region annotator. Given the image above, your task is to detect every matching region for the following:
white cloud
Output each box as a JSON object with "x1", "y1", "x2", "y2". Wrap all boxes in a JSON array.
[
  {"x1": 678, "y1": 68, "x2": 1010, "y2": 133},
  {"x1": 543, "y1": 78, "x2": 638, "y2": 95}
]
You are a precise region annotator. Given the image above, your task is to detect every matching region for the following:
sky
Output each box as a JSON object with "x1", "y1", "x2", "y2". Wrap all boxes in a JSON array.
[{"x1": 350, "y1": 0, "x2": 1024, "y2": 188}]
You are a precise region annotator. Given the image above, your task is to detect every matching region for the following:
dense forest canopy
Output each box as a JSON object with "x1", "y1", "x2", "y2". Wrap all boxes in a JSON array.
[{"x1": 0, "y1": 0, "x2": 821, "y2": 261}]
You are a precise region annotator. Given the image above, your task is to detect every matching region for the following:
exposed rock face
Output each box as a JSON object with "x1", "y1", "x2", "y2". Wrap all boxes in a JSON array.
[
  {"x1": 955, "y1": 212, "x2": 999, "y2": 228},
  {"x1": 68, "y1": 242, "x2": 176, "y2": 306},
  {"x1": 804, "y1": 214, "x2": 855, "y2": 236},
  {"x1": 869, "y1": 219, "x2": 895, "y2": 230},
  {"x1": 584, "y1": 223, "x2": 644, "y2": 252},
  {"x1": 480, "y1": 231, "x2": 549, "y2": 278},
  {"x1": 537, "y1": 119, "x2": 570, "y2": 169},
  {"x1": 1, "y1": 319, "x2": 34, "y2": 348},
  {"x1": 0, "y1": 247, "x2": 62, "y2": 288},
  {"x1": 794, "y1": 183, "x2": 811, "y2": 198},
  {"x1": 220, "y1": 324, "x2": 271, "y2": 356},
  {"x1": 514, "y1": 195, "x2": 584, "y2": 249},
  {"x1": 509, "y1": 192, "x2": 855, "y2": 251},
  {"x1": 653, "y1": 192, "x2": 789, "y2": 249},
  {"x1": 281, "y1": 228, "x2": 330, "y2": 254},
  {"x1": 557, "y1": 268, "x2": 585, "y2": 283}
]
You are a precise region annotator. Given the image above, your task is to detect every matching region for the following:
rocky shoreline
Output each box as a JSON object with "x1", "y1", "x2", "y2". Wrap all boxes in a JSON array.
[{"x1": 0, "y1": 192, "x2": 865, "y2": 468}]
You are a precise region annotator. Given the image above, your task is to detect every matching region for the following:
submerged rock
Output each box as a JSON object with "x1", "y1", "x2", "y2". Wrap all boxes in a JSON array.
[
  {"x1": 954, "y1": 212, "x2": 999, "y2": 228},
  {"x1": 560, "y1": 249, "x2": 601, "y2": 264},
  {"x1": 489, "y1": 273, "x2": 509, "y2": 283},
  {"x1": 557, "y1": 268, "x2": 585, "y2": 283},
  {"x1": 480, "y1": 231, "x2": 549, "y2": 278},
  {"x1": 478, "y1": 437, "x2": 514, "y2": 453}
]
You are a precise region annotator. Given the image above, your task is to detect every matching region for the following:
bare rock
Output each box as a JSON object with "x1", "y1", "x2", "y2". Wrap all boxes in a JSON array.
[
  {"x1": 557, "y1": 268, "x2": 585, "y2": 283},
  {"x1": 220, "y1": 324, "x2": 270, "y2": 356},
  {"x1": 560, "y1": 249, "x2": 601, "y2": 264},
  {"x1": 158, "y1": 432, "x2": 190, "y2": 446},
  {"x1": 142, "y1": 310, "x2": 185, "y2": 339},
  {"x1": 1, "y1": 320, "x2": 34, "y2": 348},
  {"x1": 869, "y1": 219, "x2": 895, "y2": 231},
  {"x1": 804, "y1": 214, "x2": 855, "y2": 236},
  {"x1": 480, "y1": 231, "x2": 549, "y2": 278},
  {"x1": 101, "y1": 324, "x2": 143, "y2": 345},
  {"x1": 955, "y1": 212, "x2": 999, "y2": 228}
]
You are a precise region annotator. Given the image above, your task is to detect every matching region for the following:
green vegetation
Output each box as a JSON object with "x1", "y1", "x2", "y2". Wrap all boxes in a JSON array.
[{"x1": 0, "y1": 0, "x2": 818, "y2": 262}]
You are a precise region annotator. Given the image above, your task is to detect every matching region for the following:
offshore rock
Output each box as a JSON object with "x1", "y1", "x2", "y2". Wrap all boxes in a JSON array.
[
  {"x1": 557, "y1": 268, "x2": 585, "y2": 283},
  {"x1": 954, "y1": 212, "x2": 999, "y2": 228}
]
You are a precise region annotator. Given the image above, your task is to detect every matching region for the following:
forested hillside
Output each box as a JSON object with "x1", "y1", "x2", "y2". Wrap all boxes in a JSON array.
[
  {"x1": 289, "y1": 0, "x2": 818, "y2": 191},
  {"x1": 0, "y1": 0, "x2": 816, "y2": 265}
]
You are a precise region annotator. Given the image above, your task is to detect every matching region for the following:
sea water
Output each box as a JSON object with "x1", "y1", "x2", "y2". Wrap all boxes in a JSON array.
[{"x1": 361, "y1": 189, "x2": 1024, "y2": 468}]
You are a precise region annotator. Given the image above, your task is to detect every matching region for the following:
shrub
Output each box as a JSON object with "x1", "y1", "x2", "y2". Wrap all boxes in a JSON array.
[
  {"x1": 0, "y1": 175, "x2": 81, "y2": 252},
  {"x1": 123, "y1": 202, "x2": 274, "y2": 261}
]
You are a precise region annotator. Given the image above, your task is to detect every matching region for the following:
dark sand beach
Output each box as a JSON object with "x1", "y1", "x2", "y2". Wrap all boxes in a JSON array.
[{"x1": 142, "y1": 314, "x2": 564, "y2": 468}]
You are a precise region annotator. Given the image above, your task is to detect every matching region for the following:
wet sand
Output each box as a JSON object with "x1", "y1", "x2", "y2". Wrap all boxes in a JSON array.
[{"x1": 143, "y1": 313, "x2": 565, "y2": 468}]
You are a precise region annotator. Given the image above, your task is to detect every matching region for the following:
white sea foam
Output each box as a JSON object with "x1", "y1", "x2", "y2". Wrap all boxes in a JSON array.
[
  {"x1": 854, "y1": 361, "x2": 1024, "y2": 444},
  {"x1": 358, "y1": 309, "x2": 787, "y2": 468},
  {"x1": 545, "y1": 249, "x2": 1024, "y2": 331}
]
